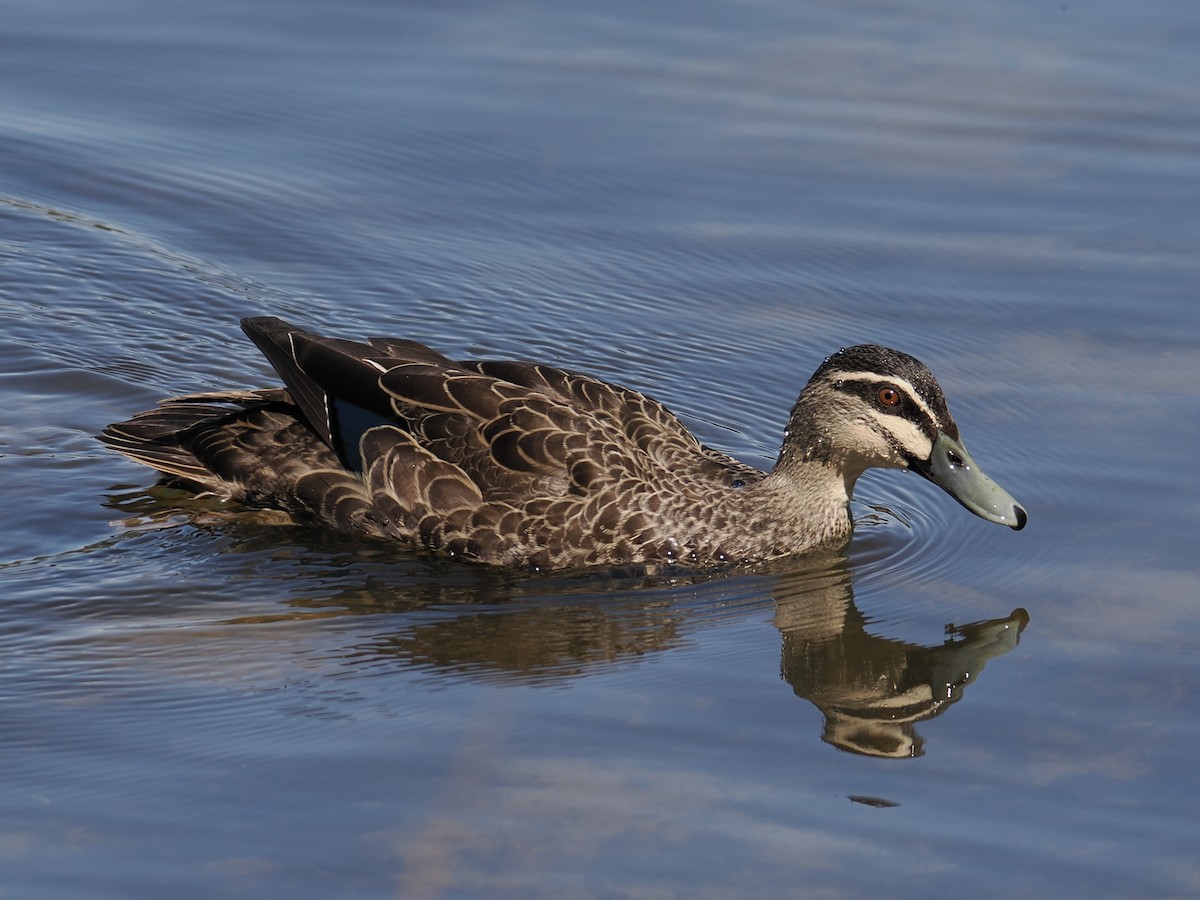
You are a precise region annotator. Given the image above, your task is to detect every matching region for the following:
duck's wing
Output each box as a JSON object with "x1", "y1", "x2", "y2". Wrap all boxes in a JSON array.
[
  {"x1": 241, "y1": 318, "x2": 644, "y2": 499},
  {"x1": 365, "y1": 336, "x2": 459, "y2": 367},
  {"x1": 242, "y1": 317, "x2": 760, "y2": 505},
  {"x1": 242, "y1": 317, "x2": 401, "y2": 464},
  {"x1": 373, "y1": 360, "x2": 635, "y2": 499},
  {"x1": 463, "y1": 359, "x2": 764, "y2": 485}
]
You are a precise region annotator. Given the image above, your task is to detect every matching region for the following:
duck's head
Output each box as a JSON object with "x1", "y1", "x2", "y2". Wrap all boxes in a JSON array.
[{"x1": 783, "y1": 344, "x2": 1027, "y2": 530}]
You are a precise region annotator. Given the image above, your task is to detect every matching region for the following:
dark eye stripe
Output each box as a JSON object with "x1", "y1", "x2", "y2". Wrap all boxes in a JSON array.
[{"x1": 835, "y1": 378, "x2": 912, "y2": 411}]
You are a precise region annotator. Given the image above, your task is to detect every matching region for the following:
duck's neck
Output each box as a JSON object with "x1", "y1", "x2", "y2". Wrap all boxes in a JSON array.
[
  {"x1": 772, "y1": 393, "x2": 877, "y2": 502},
  {"x1": 730, "y1": 402, "x2": 878, "y2": 557},
  {"x1": 711, "y1": 458, "x2": 858, "y2": 560}
]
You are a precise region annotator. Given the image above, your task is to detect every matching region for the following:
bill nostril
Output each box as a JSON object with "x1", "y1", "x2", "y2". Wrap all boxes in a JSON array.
[{"x1": 946, "y1": 449, "x2": 964, "y2": 468}]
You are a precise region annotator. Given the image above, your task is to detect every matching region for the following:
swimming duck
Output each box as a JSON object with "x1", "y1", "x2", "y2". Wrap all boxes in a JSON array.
[{"x1": 101, "y1": 316, "x2": 1026, "y2": 569}]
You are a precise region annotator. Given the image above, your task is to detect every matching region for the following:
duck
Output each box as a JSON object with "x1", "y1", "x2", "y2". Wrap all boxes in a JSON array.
[{"x1": 100, "y1": 316, "x2": 1026, "y2": 570}]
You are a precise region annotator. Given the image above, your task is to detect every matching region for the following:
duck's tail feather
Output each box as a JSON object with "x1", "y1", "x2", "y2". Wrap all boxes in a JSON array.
[{"x1": 98, "y1": 389, "x2": 290, "y2": 491}]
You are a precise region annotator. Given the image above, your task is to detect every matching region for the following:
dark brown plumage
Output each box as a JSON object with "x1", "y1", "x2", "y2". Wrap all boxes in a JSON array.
[{"x1": 100, "y1": 317, "x2": 1025, "y2": 569}]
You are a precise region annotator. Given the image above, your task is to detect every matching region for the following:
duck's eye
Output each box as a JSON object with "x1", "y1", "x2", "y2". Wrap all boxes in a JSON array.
[{"x1": 876, "y1": 386, "x2": 902, "y2": 407}]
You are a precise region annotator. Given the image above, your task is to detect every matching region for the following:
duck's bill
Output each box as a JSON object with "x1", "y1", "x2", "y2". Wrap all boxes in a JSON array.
[{"x1": 911, "y1": 432, "x2": 1027, "y2": 530}]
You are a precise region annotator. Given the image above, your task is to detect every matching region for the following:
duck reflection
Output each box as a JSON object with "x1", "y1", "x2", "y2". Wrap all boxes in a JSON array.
[
  {"x1": 107, "y1": 488, "x2": 1030, "y2": 758},
  {"x1": 774, "y1": 568, "x2": 1027, "y2": 757},
  {"x1": 364, "y1": 595, "x2": 685, "y2": 679},
  {"x1": 287, "y1": 553, "x2": 1026, "y2": 758}
]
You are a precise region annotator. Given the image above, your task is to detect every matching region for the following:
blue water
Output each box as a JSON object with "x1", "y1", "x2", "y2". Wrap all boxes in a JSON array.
[{"x1": 3, "y1": 0, "x2": 1199, "y2": 896}]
